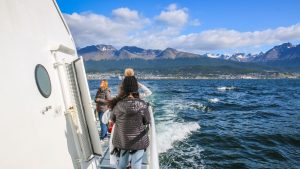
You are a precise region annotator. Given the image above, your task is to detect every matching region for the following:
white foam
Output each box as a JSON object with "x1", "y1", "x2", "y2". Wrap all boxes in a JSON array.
[
  {"x1": 209, "y1": 98, "x2": 220, "y2": 103},
  {"x1": 169, "y1": 99, "x2": 208, "y2": 112},
  {"x1": 217, "y1": 86, "x2": 236, "y2": 91},
  {"x1": 153, "y1": 97, "x2": 202, "y2": 153},
  {"x1": 156, "y1": 121, "x2": 200, "y2": 153}
]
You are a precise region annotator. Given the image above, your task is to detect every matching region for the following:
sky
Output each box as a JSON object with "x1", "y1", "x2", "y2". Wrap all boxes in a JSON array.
[{"x1": 56, "y1": 0, "x2": 300, "y2": 54}]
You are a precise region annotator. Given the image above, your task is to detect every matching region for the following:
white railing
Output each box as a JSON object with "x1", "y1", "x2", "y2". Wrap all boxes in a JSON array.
[{"x1": 148, "y1": 106, "x2": 160, "y2": 169}]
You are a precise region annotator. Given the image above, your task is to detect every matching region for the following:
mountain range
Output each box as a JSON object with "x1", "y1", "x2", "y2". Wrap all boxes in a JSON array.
[
  {"x1": 78, "y1": 42, "x2": 300, "y2": 73},
  {"x1": 77, "y1": 45, "x2": 200, "y2": 60},
  {"x1": 205, "y1": 43, "x2": 300, "y2": 63},
  {"x1": 78, "y1": 42, "x2": 300, "y2": 62}
]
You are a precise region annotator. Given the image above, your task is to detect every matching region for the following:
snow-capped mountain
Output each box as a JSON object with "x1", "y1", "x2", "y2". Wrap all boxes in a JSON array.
[
  {"x1": 78, "y1": 45, "x2": 199, "y2": 60},
  {"x1": 77, "y1": 44, "x2": 117, "y2": 60},
  {"x1": 77, "y1": 43, "x2": 300, "y2": 63},
  {"x1": 253, "y1": 43, "x2": 300, "y2": 62}
]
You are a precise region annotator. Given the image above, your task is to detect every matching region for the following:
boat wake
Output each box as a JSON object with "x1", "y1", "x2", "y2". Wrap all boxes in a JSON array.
[
  {"x1": 156, "y1": 121, "x2": 200, "y2": 153},
  {"x1": 154, "y1": 98, "x2": 201, "y2": 153}
]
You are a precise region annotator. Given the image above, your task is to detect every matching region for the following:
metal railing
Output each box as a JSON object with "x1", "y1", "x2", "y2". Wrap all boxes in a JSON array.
[{"x1": 148, "y1": 106, "x2": 160, "y2": 169}]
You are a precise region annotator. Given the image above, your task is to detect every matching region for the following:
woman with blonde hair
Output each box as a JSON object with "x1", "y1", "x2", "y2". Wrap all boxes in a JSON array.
[{"x1": 95, "y1": 79, "x2": 111, "y2": 140}]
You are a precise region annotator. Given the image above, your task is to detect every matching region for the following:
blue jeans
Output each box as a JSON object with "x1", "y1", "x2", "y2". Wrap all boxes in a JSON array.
[
  {"x1": 117, "y1": 150, "x2": 144, "y2": 169},
  {"x1": 98, "y1": 111, "x2": 107, "y2": 139}
]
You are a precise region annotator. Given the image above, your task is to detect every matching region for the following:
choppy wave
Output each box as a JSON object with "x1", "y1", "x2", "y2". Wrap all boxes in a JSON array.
[
  {"x1": 160, "y1": 144, "x2": 205, "y2": 169},
  {"x1": 155, "y1": 98, "x2": 201, "y2": 153},
  {"x1": 209, "y1": 98, "x2": 220, "y2": 103},
  {"x1": 171, "y1": 99, "x2": 211, "y2": 113},
  {"x1": 217, "y1": 86, "x2": 236, "y2": 91},
  {"x1": 156, "y1": 122, "x2": 200, "y2": 153}
]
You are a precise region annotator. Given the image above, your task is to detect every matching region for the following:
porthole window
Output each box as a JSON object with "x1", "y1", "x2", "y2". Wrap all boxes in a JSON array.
[{"x1": 35, "y1": 64, "x2": 51, "y2": 98}]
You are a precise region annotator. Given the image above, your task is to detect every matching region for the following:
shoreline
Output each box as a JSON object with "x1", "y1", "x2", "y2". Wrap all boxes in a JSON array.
[{"x1": 86, "y1": 72, "x2": 300, "y2": 80}]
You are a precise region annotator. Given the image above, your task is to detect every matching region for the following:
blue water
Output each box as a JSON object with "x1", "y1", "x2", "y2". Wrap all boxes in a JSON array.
[{"x1": 88, "y1": 79, "x2": 300, "y2": 169}]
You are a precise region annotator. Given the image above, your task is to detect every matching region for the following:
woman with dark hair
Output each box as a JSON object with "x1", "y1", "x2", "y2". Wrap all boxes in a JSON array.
[
  {"x1": 124, "y1": 68, "x2": 152, "y2": 99},
  {"x1": 109, "y1": 76, "x2": 151, "y2": 169}
]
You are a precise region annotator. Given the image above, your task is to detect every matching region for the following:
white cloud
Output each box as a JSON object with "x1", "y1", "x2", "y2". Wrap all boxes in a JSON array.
[
  {"x1": 64, "y1": 4, "x2": 300, "y2": 53},
  {"x1": 155, "y1": 3, "x2": 188, "y2": 27},
  {"x1": 112, "y1": 7, "x2": 139, "y2": 21},
  {"x1": 63, "y1": 9, "x2": 149, "y2": 47},
  {"x1": 173, "y1": 24, "x2": 300, "y2": 50}
]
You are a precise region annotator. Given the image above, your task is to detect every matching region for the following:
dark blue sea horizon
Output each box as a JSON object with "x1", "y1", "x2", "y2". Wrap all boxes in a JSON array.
[{"x1": 88, "y1": 79, "x2": 300, "y2": 169}]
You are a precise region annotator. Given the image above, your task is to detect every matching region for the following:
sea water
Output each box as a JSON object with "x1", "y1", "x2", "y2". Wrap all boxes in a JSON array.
[{"x1": 88, "y1": 79, "x2": 300, "y2": 169}]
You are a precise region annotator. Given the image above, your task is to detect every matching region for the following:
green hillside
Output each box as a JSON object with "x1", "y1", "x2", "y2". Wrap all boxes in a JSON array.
[{"x1": 84, "y1": 57, "x2": 277, "y2": 75}]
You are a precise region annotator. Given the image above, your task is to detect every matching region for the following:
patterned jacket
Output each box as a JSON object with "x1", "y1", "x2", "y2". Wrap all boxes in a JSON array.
[
  {"x1": 111, "y1": 98, "x2": 150, "y2": 150},
  {"x1": 94, "y1": 88, "x2": 111, "y2": 112}
]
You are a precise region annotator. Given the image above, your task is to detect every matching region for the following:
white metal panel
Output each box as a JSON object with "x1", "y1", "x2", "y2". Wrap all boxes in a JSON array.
[
  {"x1": 74, "y1": 57, "x2": 103, "y2": 156},
  {"x1": 65, "y1": 61, "x2": 94, "y2": 160}
]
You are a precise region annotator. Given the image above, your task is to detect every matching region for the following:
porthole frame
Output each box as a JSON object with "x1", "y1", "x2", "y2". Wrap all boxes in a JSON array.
[{"x1": 35, "y1": 64, "x2": 52, "y2": 98}]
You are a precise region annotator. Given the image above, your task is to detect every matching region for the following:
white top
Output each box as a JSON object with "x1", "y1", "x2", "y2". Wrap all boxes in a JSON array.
[{"x1": 138, "y1": 82, "x2": 152, "y2": 99}]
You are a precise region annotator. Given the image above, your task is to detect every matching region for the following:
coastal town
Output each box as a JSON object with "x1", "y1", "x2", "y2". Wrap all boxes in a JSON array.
[{"x1": 86, "y1": 72, "x2": 300, "y2": 80}]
